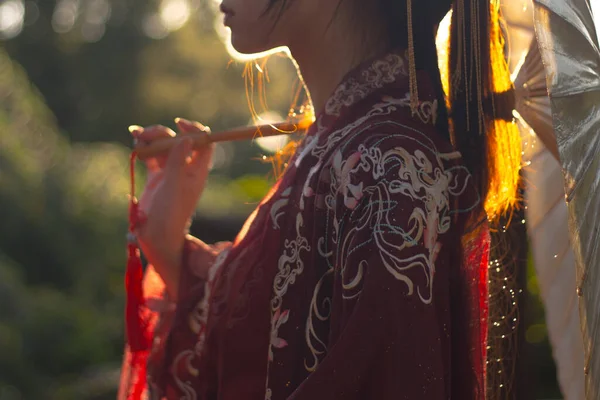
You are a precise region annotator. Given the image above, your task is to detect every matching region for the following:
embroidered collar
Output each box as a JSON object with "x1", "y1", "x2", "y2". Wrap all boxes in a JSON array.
[
  {"x1": 323, "y1": 50, "x2": 410, "y2": 118},
  {"x1": 310, "y1": 48, "x2": 438, "y2": 128},
  {"x1": 292, "y1": 49, "x2": 438, "y2": 168}
]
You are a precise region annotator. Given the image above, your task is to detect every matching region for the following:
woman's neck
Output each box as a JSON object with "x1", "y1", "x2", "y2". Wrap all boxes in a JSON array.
[{"x1": 287, "y1": 7, "x2": 388, "y2": 113}]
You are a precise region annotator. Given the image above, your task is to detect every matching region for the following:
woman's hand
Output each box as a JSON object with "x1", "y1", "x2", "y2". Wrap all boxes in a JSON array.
[{"x1": 130, "y1": 118, "x2": 214, "y2": 298}]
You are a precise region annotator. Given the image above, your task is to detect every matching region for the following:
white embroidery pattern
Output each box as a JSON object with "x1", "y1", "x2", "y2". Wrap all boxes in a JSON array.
[
  {"x1": 304, "y1": 267, "x2": 333, "y2": 372},
  {"x1": 270, "y1": 187, "x2": 292, "y2": 229},
  {"x1": 271, "y1": 213, "x2": 311, "y2": 311},
  {"x1": 310, "y1": 98, "x2": 398, "y2": 161},
  {"x1": 264, "y1": 51, "x2": 450, "y2": 398},
  {"x1": 325, "y1": 53, "x2": 407, "y2": 117},
  {"x1": 264, "y1": 212, "x2": 311, "y2": 396},
  {"x1": 382, "y1": 93, "x2": 439, "y2": 125},
  {"x1": 335, "y1": 135, "x2": 471, "y2": 304}
]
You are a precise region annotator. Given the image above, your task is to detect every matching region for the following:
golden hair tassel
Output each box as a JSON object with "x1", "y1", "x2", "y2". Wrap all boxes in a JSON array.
[
  {"x1": 484, "y1": 0, "x2": 522, "y2": 220},
  {"x1": 406, "y1": 0, "x2": 419, "y2": 116}
]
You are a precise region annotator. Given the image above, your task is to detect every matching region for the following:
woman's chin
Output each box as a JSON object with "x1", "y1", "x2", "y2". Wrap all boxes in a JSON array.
[{"x1": 229, "y1": 34, "x2": 278, "y2": 58}]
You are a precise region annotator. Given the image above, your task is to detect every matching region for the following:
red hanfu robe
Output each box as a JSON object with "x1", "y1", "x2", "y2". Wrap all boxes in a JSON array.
[{"x1": 119, "y1": 49, "x2": 490, "y2": 400}]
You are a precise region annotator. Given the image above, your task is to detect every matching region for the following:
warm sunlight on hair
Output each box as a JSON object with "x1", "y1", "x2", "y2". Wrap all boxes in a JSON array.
[
  {"x1": 252, "y1": 111, "x2": 290, "y2": 153},
  {"x1": 436, "y1": 10, "x2": 452, "y2": 99},
  {"x1": 485, "y1": 0, "x2": 522, "y2": 221},
  {"x1": 437, "y1": 6, "x2": 521, "y2": 222}
]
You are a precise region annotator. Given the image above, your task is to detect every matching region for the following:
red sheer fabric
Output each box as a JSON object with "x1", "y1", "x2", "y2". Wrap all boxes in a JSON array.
[{"x1": 119, "y1": 49, "x2": 489, "y2": 400}]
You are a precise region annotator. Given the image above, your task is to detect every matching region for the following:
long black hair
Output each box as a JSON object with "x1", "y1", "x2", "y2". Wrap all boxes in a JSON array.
[{"x1": 263, "y1": 0, "x2": 520, "y2": 219}]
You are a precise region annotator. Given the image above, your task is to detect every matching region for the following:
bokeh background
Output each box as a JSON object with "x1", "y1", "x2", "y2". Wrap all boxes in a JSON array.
[{"x1": 0, "y1": 0, "x2": 598, "y2": 398}]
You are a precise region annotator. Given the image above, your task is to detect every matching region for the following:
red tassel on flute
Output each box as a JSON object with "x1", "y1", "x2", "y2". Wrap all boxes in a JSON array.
[{"x1": 125, "y1": 152, "x2": 151, "y2": 399}]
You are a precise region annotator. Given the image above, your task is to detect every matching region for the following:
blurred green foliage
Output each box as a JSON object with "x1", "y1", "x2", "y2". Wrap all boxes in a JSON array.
[
  {"x1": 0, "y1": 47, "x2": 129, "y2": 399},
  {"x1": 0, "y1": 0, "x2": 560, "y2": 398},
  {"x1": 0, "y1": 1, "x2": 297, "y2": 398}
]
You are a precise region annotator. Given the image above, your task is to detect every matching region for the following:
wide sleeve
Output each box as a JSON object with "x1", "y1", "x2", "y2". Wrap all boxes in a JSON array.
[
  {"x1": 119, "y1": 236, "x2": 231, "y2": 399},
  {"x1": 149, "y1": 237, "x2": 231, "y2": 386},
  {"x1": 288, "y1": 136, "x2": 487, "y2": 399}
]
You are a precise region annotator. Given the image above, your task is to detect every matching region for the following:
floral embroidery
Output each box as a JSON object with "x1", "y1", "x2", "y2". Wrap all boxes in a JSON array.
[
  {"x1": 268, "y1": 308, "x2": 290, "y2": 361},
  {"x1": 332, "y1": 150, "x2": 364, "y2": 209}
]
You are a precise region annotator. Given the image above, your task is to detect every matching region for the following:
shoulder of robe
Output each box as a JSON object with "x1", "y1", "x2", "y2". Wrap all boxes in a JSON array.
[{"x1": 325, "y1": 117, "x2": 479, "y2": 222}]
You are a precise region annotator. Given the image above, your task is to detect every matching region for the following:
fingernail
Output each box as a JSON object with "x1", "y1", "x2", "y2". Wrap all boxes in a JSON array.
[
  {"x1": 176, "y1": 118, "x2": 207, "y2": 131},
  {"x1": 128, "y1": 125, "x2": 143, "y2": 133},
  {"x1": 175, "y1": 117, "x2": 191, "y2": 125}
]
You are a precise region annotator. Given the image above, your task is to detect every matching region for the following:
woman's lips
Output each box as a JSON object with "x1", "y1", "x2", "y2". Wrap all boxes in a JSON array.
[
  {"x1": 219, "y1": 4, "x2": 235, "y2": 16},
  {"x1": 219, "y1": 3, "x2": 235, "y2": 25}
]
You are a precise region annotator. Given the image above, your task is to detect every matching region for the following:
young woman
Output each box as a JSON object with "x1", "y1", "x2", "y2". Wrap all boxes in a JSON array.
[{"x1": 119, "y1": 0, "x2": 521, "y2": 398}]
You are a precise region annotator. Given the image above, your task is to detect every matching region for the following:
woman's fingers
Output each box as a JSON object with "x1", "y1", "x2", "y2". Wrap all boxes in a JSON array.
[
  {"x1": 129, "y1": 125, "x2": 143, "y2": 138},
  {"x1": 164, "y1": 136, "x2": 194, "y2": 176},
  {"x1": 175, "y1": 117, "x2": 210, "y2": 134},
  {"x1": 131, "y1": 125, "x2": 177, "y2": 143},
  {"x1": 174, "y1": 118, "x2": 213, "y2": 172},
  {"x1": 138, "y1": 171, "x2": 164, "y2": 214},
  {"x1": 188, "y1": 142, "x2": 214, "y2": 172},
  {"x1": 130, "y1": 119, "x2": 211, "y2": 186},
  {"x1": 130, "y1": 125, "x2": 177, "y2": 171}
]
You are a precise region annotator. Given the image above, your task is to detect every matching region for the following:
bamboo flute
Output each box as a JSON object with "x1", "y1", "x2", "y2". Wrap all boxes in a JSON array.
[{"x1": 134, "y1": 119, "x2": 312, "y2": 161}]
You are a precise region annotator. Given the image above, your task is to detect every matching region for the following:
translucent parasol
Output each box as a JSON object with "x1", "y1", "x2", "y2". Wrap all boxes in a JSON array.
[
  {"x1": 533, "y1": 0, "x2": 600, "y2": 398},
  {"x1": 504, "y1": 1, "x2": 584, "y2": 398}
]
